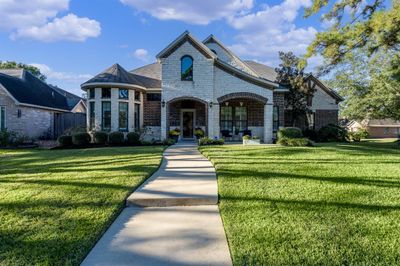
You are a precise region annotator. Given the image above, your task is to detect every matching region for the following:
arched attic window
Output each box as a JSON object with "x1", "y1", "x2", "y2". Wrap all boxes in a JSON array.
[{"x1": 181, "y1": 55, "x2": 193, "y2": 81}]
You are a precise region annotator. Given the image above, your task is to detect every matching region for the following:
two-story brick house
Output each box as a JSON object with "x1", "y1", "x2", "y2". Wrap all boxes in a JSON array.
[{"x1": 82, "y1": 31, "x2": 342, "y2": 143}]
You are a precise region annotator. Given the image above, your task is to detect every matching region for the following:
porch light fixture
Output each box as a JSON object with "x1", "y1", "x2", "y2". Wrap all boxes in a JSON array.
[
  {"x1": 161, "y1": 100, "x2": 166, "y2": 108},
  {"x1": 240, "y1": 101, "x2": 243, "y2": 106},
  {"x1": 225, "y1": 101, "x2": 229, "y2": 106},
  {"x1": 209, "y1": 102, "x2": 213, "y2": 108}
]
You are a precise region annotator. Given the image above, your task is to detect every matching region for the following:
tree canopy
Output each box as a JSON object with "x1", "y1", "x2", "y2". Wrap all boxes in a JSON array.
[
  {"x1": 0, "y1": 61, "x2": 46, "y2": 81},
  {"x1": 305, "y1": 0, "x2": 400, "y2": 75}
]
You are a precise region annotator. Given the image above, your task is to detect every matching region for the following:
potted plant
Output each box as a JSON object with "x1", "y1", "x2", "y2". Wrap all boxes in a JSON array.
[
  {"x1": 169, "y1": 128, "x2": 180, "y2": 142},
  {"x1": 242, "y1": 135, "x2": 250, "y2": 145},
  {"x1": 194, "y1": 128, "x2": 205, "y2": 139}
]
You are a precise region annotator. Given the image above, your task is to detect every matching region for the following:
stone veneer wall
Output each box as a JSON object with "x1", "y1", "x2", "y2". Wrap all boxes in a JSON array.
[{"x1": 0, "y1": 86, "x2": 54, "y2": 139}]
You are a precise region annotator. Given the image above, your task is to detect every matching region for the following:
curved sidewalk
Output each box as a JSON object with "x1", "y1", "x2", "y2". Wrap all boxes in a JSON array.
[{"x1": 82, "y1": 142, "x2": 232, "y2": 266}]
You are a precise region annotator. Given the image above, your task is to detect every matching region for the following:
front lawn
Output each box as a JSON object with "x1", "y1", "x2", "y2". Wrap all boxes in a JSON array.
[
  {"x1": 200, "y1": 140, "x2": 400, "y2": 265},
  {"x1": 0, "y1": 146, "x2": 164, "y2": 265}
]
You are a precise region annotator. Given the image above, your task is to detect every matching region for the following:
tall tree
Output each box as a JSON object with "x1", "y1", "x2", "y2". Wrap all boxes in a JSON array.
[
  {"x1": 0, "y1": 61, "x2": 46, "y2": 81},
  {"x1": 275, "y1": 52, "x2": 315, "y2": 128},
  {"x1": 305, "y1": 0, "x2": 400, "y2": 76},
  {"x1": 326, "y1": 49, "x2": 400, "y2": 120}
]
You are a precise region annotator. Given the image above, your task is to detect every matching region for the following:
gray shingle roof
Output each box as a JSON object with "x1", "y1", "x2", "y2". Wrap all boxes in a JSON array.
[
  {"x1": 130, "y1": 62, "x2": 161, "y2": 80},
  {"x1": 244, "y1": 60, "x2": 278, "y2": 82},
  {"x1": 366, "y1": 119, "x2": 400, "y2": 127},
  {"x1": 0, "y1": 70, "x2": 73, "y2": 111},
  {"x1": 51, "y1": 85, "x2": 85, "y2": 110},
  {"x1": 82, "y1": 63, "x2": 161, "y2": 89}
]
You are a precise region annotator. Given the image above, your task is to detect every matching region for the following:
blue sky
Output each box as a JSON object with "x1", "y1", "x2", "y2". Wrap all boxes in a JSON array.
[{"x1": 0, "y1": 0, "x2": 333, "y2": 96}]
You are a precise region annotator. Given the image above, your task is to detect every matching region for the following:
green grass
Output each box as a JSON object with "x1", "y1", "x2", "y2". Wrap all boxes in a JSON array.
[
  {"x1": 200, "y1": 140, "x2": 400, "y2": 265},
  {"x1": 0, "y1": 146, "x2": 164, "y2": 265}
]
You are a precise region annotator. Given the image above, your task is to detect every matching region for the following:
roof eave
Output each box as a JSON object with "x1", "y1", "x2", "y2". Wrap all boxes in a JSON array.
[{"x1": 81, "y1": 82, "x2": 149, "y2": 91}]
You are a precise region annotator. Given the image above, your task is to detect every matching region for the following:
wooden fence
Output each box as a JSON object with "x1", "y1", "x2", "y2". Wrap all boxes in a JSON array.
[{"x1": 53, "y1": 113, "x2": 86, "y2": 138}]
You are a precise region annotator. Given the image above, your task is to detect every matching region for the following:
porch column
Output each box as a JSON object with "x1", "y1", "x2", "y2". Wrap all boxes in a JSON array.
[
  {"x1": 264, "y1": 103, "x2": 273, "y2": 143},
  {"x1": 161, "y1": 103, "x2": 167, "y2": 140},
  {"x1": 211, "y1": 103, "x2": 220, "y2": 139}
]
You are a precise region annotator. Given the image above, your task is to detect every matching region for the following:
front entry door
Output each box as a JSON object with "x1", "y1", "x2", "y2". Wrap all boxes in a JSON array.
[{"x1": 182, "y1": 111, "x2": 194, "y2": 138}]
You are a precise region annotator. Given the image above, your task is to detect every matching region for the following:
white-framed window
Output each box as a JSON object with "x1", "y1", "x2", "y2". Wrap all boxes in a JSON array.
[{"x1": 0, "y1": 106, "x2": 5, "y2": 130}]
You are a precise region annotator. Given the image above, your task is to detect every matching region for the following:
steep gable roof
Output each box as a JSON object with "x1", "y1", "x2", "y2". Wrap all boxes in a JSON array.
[
  {"x1": 203, "y1": 35, "x2": 258, "y2": 76},
  {"x1": 0, "y1": 70, "x2": 72, "y2": 111},
  {"x1": 244, "y1": 60, "x2": 278, "y2": 82},
  {"x1": 51, "y1": 85, "x2": 86, "y2": 111},
  {"x1": 157, "y1": 31, "x2": 216, "y2": 60},
  {"x1": 82, "y1": 63, "x2": 161, "y2": 89}
]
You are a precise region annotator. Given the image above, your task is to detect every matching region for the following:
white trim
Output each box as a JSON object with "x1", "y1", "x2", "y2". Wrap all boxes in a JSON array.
[
  {"x1": 70, "y1": 99, "x2": 87, "y2": 113},
  {"x1": 180, "y1": 108, "x2": 196, "y2": 139},
  {"x1": 81, "y1": 82, "x2": 147, "y2": 91},
  {"x1": 17, "y1": 103, "x2": 69, "y2": 112},
  {"x1": 0, "y1": 106, "x2": 6, "y2": 130},
  {"x1": 156, "y1": 31, "x2": 216, "y2": 59}
]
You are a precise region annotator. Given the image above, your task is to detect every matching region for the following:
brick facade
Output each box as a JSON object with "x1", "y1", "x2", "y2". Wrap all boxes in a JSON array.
[
  {"x1": 314, "y1": 110, "x2": 339, "y2": 130},
  {"x1": 143, "y1": 92, "x2": 161, "y2": 126},
  {"x1": 168, "y1": 100, "x2": 206, "y2": 128},
  {"x1": 273, "y1": 92, "x2": 285, "y2": 128}
]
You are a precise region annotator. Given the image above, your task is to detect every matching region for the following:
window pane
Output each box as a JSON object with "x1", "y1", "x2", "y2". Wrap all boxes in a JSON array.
[
  {"x1": 0, "y1": 107, "x2": 5, "y2": 130},
  {"x1": 119, "y1": 89, "x2": 129, "y2": 99},
  {"x1": 221, "y1": 106, "x2": 232, "y2": 120},
  {"x1": 89, "y1": 88, "x2": 95, "y2": 99},
  {"x1": 181, "y1": 56, "x2": 193, "y2": 81},
  {"x1": 135, "y1": 91, "x2": 140, "y2": 101},
  {"x1": 146, "y1": 93, "x2": 161, "y2": 101},
  {"x1": 102, "y1": 102, "x2": 111, "y2": 131},
  {"x1": 119, "y1": 102, "x2": 128, "y2": 131},
  {"x1": 89, "y1": 102, "x2": 95, "y2": 130},
  {"x1": 102, "y1": 88, "x2": 111, "y2": 98},
  {"x1": 134, "y1": 103, "x2": 140, "y2": 130},
  {"x1": 234, "y1": 107, "x2": 246, "y2": 120},
  {"x1": 273, "y1": 106, "x2": 279, "y2": 132}
]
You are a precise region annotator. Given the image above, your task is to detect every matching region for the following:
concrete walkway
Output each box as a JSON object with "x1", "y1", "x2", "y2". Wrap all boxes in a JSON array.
[{"x1": 82, "y1": 142, "x2": 232, "y2": 266}]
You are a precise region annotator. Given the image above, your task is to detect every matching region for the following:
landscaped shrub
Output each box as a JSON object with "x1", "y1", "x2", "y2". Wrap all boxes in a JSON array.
[
  {"x1": 72, "y1": 132, "x2": 91, "y2": 146},
  {"x1": 127, "y1": 132, "x2": 141, "y2": 145},
  {"x1": 277, "y1": 137, "x2": 313, "y2": 147},
  {"x1": 194, "y1": 128, "x2": 205, "y2": 139},
  {"x1": 169, "y1": 129, "x2": 180, "y2": 142},
  {"x1": 108, "y1": 131, "x2": 125, "y2": 145},
  {"x1": 93, "y1": 131, "x2": 108, "y2": 144},
  {"x1": 302, "y1": 129, "x2": 318, "y2": 141},
  {"x1": 318, "y1": 124, "x2": 348, "y2": 142},
  {"x1": 163, "y1": 138, "x2": 176, "y2": 146},
  {"x1": 57, "y1": 135, "x2": 73, "y2": 147},
  {"x1": 0, "y1": 129, "x2": 13, "y2": 147},
  {"x1": 349, "y1": 129, "x2": 369, "y2": 142},
  {"x1": 199, "y1": 137, "x2": 224, "y2": 146},
  {"x1": 278, "y1": 127, "x2": 303, "y2": 139}
]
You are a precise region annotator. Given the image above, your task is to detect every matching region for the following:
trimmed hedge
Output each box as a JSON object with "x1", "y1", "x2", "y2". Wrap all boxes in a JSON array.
[
  {"x1": 318, "y1": 124, "x2": 348, "y2": 142},
  {"x1": 57, "y1": 135, "x2": 73, "y2": 147},
  {"x1": 127, "y1": 132, "x2": 141, "y2": 145},
  {"x1": 108, "y1": 131, "x2": 125, "y2": 145},
  {"x1": 278, "y1": 127, "x2": 303, "y2": 139},
  {"x1": 277, "y1": 137, "x2": 313, "y2": 147},
  {"x1": 72, "y1": 133, "x2": 91, "y2": 146},
  {"x1": 199, "y1": 137, "x2": 224, "y2": 146},
  {"x1": 93, "y1": 131, "x2": 108, "y2": 144}
]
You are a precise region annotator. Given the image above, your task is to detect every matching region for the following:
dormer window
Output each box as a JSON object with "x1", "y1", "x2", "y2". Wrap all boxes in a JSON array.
[{"x1": 181, "y1": 55, "x2": 193, "y2": 81}]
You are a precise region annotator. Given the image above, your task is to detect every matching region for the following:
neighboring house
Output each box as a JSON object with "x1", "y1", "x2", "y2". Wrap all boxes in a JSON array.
[
  {"x1": 348, "y1": 119, "x2": 400, "y2": 138},
  {"x1": 81, "y1": 31, "x2": 342, "y2": 143},
  {"x1": 0, "y1": 69, "x2": 86, "y2": 139}
]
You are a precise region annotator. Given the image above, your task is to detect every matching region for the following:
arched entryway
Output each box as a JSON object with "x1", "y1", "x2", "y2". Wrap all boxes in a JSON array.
[
  {"x1": 217, "y1": 92, "x2": 271, "y2": 142},
  {"x1": 167, "y1": 97, "x2": 208, "y2": 140}
]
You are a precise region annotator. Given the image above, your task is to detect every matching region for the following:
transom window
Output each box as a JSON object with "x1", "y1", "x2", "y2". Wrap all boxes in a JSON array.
[
  {"x1": 88, "y1": 88, "x2": 95, "y2": 99},
  {"x1": 181, "y1": 55, "x2": 193, "y2": 81},
  {"x1": 119, "y1": 89, "x2": 129, "y2": 99},
  {"x1": 146, "y1": 93, "x2": 161, "y2": 101},
  {"x1": 102, "y1": 88, "x2": 111, "y2": 98}
]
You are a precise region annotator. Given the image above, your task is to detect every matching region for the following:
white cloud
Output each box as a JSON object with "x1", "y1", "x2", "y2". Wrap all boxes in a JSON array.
[
  {"x1": 30, "y1": 63, "x2": 92, "y2": 97},
  {"x1": 12, "y1": 14, "x2": 101, "y2": 42},
  {"x1": 0, "y1": 0, "x2": 100, "y2": 42},
  {"x1": 132, "y1": 48, "x2": 151, "y2": 62},
  {"x1": 120, "y1": 0, "x2": 254, "y2": 25},
  {"x1": 30, "y1": 63, "x2": 92, "y2": 83},
  {"x1": 227, "y1": 0, "x2": 321, "y2": 70}
]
